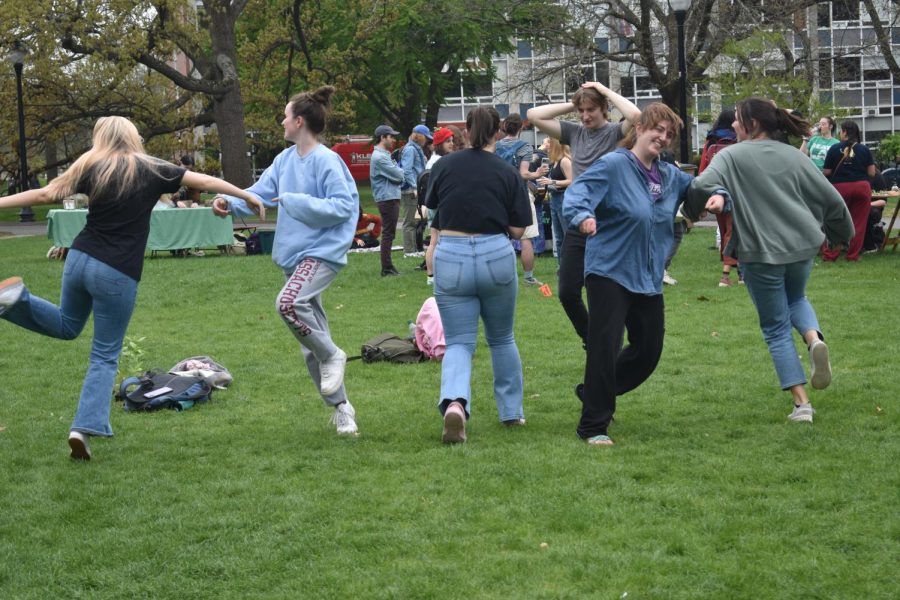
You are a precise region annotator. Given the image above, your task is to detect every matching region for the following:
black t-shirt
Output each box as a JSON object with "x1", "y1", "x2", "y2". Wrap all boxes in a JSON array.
[
  {"x1": 425, "y1": 148, "x2": 532, "y2": 234},
  {"x1": 71, "y1": 160, "x2": 186, "y2": 281},
  {"x1": 823, "y1": 142, "x2": 874, "y2": 183}
]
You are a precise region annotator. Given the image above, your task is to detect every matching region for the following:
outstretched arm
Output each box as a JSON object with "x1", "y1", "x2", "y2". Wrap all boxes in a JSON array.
[
  {"x1": 0, "y1": 186, "x2": 56, "y2": 209},
  {"x1": 182, "y1": 171, "x2": 265, "y2": 220}
]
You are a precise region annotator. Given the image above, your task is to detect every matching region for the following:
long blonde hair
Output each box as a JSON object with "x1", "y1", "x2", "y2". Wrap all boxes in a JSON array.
[
  {"x1": 48, "y1": 116, "x2": 160, "y2": 202},
  {"x1": 545, "y1": 137, "x2": 571, "y2": 164}
]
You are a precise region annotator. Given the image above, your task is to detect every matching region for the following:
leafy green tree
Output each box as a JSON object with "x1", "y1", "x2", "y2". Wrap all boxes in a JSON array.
[{"x1": 1, "y1": 0, "x2": 255, "y2": 186}]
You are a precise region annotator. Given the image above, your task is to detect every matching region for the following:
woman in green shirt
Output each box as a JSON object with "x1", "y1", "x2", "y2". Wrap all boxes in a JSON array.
[{"x1": 800, "y1": 116, "x2": 840, "y2": 171}]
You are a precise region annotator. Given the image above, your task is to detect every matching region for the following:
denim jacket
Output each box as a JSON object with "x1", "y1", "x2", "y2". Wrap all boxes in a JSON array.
[
  {"x1": 369, "y1": 146, "x2": 404, "y2": 202},
  {"x1": 564, "y1": 148, "x2": 693, "y2": 295},
  {"x1": 400, "y1": 142, "x2": 426, "y2": 191}
]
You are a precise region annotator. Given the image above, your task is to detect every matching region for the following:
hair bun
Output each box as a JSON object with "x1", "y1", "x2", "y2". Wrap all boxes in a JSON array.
[{"x1": 311, "y1": 85, "x2": 336, "y2": 107}]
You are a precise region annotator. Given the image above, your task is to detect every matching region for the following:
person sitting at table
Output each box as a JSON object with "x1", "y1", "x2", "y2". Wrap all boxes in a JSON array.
[{"x1": 0, "y1": 116, "x2": 264, "y2": 461}]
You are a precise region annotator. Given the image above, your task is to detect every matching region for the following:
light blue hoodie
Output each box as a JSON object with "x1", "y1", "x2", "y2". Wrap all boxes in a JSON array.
[
  {"x1": 564, "y1": 148, "x2": 693, "y2": 295},
  {"x1": 223, "y1": 144, "x2": 359, "y2": 273}
]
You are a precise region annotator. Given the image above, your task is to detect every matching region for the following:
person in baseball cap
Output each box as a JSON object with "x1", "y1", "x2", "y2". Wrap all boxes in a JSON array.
[
  {"x1": 374, "y1": 124, "x2": 400, "y2": 138},
  {"x1": 412, "y1": 124, "x2": 433, "y2": 140}
]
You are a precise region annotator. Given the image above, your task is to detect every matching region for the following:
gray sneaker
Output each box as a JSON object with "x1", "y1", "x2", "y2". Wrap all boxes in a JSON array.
[
  {"x1": 0, "y1": 276, "x2": 24, "y2": 317},
  {"x1": 523, "y1": 276, "x2": 543, "y2": 287},
  {"x1": 68, "y1": 430, "x2": 92, "y2": 460},
  {"x1": 809, "y1": 339, "x2": 832, "y2": 390},
  {"x1": 330, "y1": 401, "x2": 358, "y2": 435},
  {"x1": 788, "y1": 403, "x2": 815, "y2": 423}
]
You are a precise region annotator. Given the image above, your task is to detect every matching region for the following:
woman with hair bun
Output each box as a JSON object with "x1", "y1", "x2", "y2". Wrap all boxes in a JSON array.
[
  {"x1": 213, "y1": 86, "x2": 361, "y2": 436},
  {"x1": 685, "y1": 97, "x2": 854, "y2": 424},
  {"x1": 0, "y1": 116, "x2": 264, "y2": 460}
]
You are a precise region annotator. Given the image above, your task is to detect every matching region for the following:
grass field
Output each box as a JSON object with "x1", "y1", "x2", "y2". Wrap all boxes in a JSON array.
[{"x1": 0, "y1": 226, "x2": 897, "y2": 599}]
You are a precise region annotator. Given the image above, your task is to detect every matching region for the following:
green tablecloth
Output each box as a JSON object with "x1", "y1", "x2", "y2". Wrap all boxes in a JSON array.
[{"x1": 47, "y1": 208, "x2": 235, "y2": 250}]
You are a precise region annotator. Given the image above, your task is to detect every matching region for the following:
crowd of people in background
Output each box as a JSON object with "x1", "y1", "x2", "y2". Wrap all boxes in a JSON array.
[{"x1": 3, "y1": 77, "x2": 898, "y2": 459}]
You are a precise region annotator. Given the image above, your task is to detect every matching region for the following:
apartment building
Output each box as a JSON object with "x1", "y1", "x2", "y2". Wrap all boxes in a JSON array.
[{"x1": 436, "y1": 1, "x2": 900, "y2": 155}]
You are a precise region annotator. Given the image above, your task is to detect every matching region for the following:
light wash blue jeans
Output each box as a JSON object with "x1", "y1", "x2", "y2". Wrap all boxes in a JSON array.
[
  {"x1": 433, "y1": 234, "x2": 523, "y2": 421},
  {"x1": 741, "y1": 259, "x2": 820, "y2": 390},
  {"x1": 2, "y1": 250, "x2": 138, "y2": 436},
  {"x1": 549, "y1": 191, "x2": 565, "y2": 263}
]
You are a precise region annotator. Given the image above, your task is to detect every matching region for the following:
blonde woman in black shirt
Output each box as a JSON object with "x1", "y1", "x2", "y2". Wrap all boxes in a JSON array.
[
  {"x1": 425, "y1": 107, "x2": 533, "y2": 443},
  {"x1": 0, "y1": 116, "x2": 262, "y2": 460}
]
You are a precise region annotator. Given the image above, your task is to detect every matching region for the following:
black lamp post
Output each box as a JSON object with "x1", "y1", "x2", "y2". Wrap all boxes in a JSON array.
[
  {"x1": 10, "y1": 41, "x2": 34, "y2": 223},
  {"x1": 670, "y1": 0, "x2": 691, "y2": 164}
]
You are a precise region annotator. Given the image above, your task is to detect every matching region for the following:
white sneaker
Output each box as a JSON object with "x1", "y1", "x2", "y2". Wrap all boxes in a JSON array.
[
  {"x1": 426, "y1": 276, "x2": 434, "y2": 286},
  {"x1": 809, "y1": 339, "x2": 832, "y2": 390},
  {"x1": 68, "y1": 430, "x2": 92, "y2": 460},
  {"x1": 663, "y1": 271, "x2": 678, "y2": 285},
  {"x1": 788, "y1": 403, "x2": 815, "y2": 423},
  {"x1": 0, "y1": 276, "x2": 25, "y2": 316},
  {"x1": 319, "y1": 348, "x2": 347, "y2": 396},
  {"x1": 331, "y1": 401, "x2": 358, "y2": 435},
  {"x1": 404, "y1": 251, "x2": 425, "y2": 258}
]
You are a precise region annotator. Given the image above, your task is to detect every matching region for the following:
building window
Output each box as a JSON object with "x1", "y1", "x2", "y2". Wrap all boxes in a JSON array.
[
  {"x1": 833, "y1": 57, "x2": 861, "y2": 82},
  {"x1": 817, "y1": 3, "x2": 831, "y2": 28},
  {"x1": 832, "y1": 0, "x2": 860, "y2": 22},
  {"x1": 818, "y1": 58, "x2": 832, "y2": 88},
  {"x1": 517, "y1": 40, "x2": 532, "y2": 59},
  {"x1": 595, "y1": 38, "x2": 609, "y2": 53}
]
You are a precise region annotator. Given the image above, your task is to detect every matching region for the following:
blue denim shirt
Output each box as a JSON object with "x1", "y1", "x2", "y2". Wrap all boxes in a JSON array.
[
  {"x1": 369, "y1": 146, "x2": 404, "y2": 202},
  {"x1": 564, "y1": 148, "x2": 693, "y2": 295},
  {"x1": 400, "y1": 142, "x2": 426, "y2": 191}
]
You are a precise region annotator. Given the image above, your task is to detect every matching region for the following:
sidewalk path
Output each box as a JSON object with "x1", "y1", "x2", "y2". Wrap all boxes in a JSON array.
[{"x1": 0, "y1": 221, "x2": 47, "y2": 239}]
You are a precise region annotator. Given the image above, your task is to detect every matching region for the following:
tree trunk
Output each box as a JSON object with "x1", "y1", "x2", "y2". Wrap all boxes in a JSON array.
[{"x1": 207, "y1": 8, "x2": 252, "y2": 187}]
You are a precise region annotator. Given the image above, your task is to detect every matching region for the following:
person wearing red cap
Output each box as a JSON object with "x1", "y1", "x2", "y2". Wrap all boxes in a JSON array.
[{"x1": 423, "y1": 128, "x2": 457, "y2": 283}]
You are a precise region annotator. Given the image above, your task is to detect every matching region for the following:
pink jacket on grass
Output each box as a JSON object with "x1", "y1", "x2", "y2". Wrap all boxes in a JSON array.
[{"x1": 414, "y1": 297, "x2": 445, "y2": 361}]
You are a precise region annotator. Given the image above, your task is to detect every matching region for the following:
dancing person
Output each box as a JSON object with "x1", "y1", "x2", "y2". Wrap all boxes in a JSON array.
[
  {"x1": 528, "y1": 82, "x2": 641, "y2": 345},
  {"x1": 369, "y1": 124, "x2": 404, "y2": 276},
  {"x1": 213, "y1": 86, "x2": 361, "y2": 435},
  {"x1": 822, "y1": 120, "x2": 876, "y2": 262},
  {"x1": 536, "y1": 137, "x2": 572, "y2": 264},
  {"x1": 0, "y1": 116, "x2": 264, "y2": 460},
  {"x1": 698, "y1": 109, "x2": 741, "y2": 286},
  {"x1": 684, "y1": 97, "x2": 854, "y2": 423},
  {"x1": 563, "y1": 103, "x2": 693, "y2": 446},
  {"x1": 400, "y1": 125, "x2": 431, "y2": 258},
  {"x1": 424, "y1": 107, "x2": 532, "y2": 443},
  {"x1": 494, "y1": 113, "x2": 547, "y2": 286},
  {"x1": 800, "y1": 116, "x2": 840, "y2": 172}
]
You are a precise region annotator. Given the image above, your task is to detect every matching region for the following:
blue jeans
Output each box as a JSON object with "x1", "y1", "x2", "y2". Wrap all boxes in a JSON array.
[
  {"x1": 433, "y1": 234, "x2": 523, "y2": 421},
  {"x1": 741, "y1": 260, "x2": 820, "y2": 390},
  {"x1": 549, "y1": 191, "x2": 565, "y2": 263},
  {"x1": 2, "y1": 250, "x2": 138, "y2": 436}
]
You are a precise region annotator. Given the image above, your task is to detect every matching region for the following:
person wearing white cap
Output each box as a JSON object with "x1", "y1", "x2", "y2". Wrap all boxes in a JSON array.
[{"x1": 400, "y1": 124, "x2": 432, "y2": 257}]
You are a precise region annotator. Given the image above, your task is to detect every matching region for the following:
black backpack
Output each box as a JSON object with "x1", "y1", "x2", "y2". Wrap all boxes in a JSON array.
[
  {"x1": 116, "y1": 371, "x2": 213, "y2": 412},
  {"x1": 358, "y1": 333, "x2": 426, "y2": 364}
]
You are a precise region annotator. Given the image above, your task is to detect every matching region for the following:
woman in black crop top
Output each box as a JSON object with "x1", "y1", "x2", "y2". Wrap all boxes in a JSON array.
[
  {"x1": 424, "y1": 106, "x2": 532, "y2": 444},
  {"x1": 0, "y1": 116, "x2": 262, "y2": 460}
]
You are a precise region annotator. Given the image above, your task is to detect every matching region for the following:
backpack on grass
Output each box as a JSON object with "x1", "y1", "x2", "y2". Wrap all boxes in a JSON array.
[
  {"x1": 116, "y1": 371, "x2": 213, "y2": 412},
  {"x1": 357, "y1": 333, "x2": 426, "y2": 364}
]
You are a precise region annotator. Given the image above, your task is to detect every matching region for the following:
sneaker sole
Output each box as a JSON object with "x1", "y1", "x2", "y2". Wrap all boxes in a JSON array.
[
  {"x1": 809, "y1": 342, "x2": 832, "y2": 390},
  {"x1": 442, "y1": 411, "x2": 466, "y2": 444},
  {"x1": 0, "y1": 276, "x2": 25, "y2": 315},
  {"x1": 788, "y1": 413, "x2": 814, "y2": 423},
  {"x1": 68, "y1": 435, "x2": 92, "y2": 460}
]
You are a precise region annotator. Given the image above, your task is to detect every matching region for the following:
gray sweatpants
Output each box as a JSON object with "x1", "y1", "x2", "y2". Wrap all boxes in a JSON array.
[{"x1": 277, "y1": 257, "x2": 346, "y2": 406}]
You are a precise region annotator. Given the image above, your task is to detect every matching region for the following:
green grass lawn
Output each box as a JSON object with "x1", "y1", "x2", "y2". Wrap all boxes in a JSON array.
[{"x1": 0, "y1": 228, "x2": 897, "y2": 599}]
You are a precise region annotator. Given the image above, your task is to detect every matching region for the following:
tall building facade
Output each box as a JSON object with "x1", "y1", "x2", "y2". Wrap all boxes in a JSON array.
[{"x1": 436, "y1": 1, "x2": 900, "y2": 155}]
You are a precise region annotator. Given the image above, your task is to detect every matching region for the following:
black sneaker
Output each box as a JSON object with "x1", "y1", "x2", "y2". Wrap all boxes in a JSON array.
[
  {"x1": 414, "y1": 260, "x2": 427, "y2": 271},
  {"x1": 575, "y1": 383, "x2": 584, "y2": 402},
  {"x1": 381, "y1": 267, "x2": 400, "y2": 277}
]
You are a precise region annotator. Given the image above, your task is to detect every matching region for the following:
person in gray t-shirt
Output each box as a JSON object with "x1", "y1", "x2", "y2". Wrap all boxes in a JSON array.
[{"x1": 527, "y1": 82, "x2": 641, "y2": 351}]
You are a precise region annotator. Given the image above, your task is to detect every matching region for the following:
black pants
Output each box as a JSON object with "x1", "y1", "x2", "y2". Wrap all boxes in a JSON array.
[
  {"x1": 557, "y1": 230, "x2": 589, "y2": 343},
  {"x1": 377, "y1": 199, "x2": 400, "y2": 270},
  {"x1": 578, "y1": 275, "x2": 665, "y2": 438}
]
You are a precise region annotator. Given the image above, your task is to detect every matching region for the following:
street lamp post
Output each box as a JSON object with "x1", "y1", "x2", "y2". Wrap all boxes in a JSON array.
[
  {"x1": 670, "y1": 0, "x2": 691, "y2": 164},
  {"x1": 10, "y1": 41, "x2": 34, "y2": 223}
]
